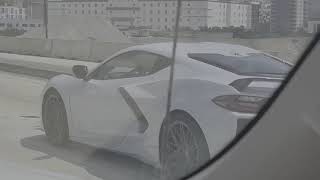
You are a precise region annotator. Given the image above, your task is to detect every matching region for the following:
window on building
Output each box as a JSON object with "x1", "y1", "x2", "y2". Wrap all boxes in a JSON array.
[
  {"x1": 158, "y1": 10, "x2": 160, "y2": 14},
  {"x1": 82, "y1": 10, "x2": 84, "y2": 14},
  {"x1": 150, "y1": 10, "x2": 153, "y2": 14},
  {"x1": 88, "y1": 10, "x2": 91, "y2": 14},
  {"x1": 62, "y1": 4, "x2": 65, "y2": 7},
  {"x1": 75, "y1": 4, "x2": 78, "y2": 7},
  {"x1": 82, "y1": 4, "x2": 84, "y2": 8},
  {"x1": 29, "y1": 24, "x2": 35, "y2": 27},
  {"x1": 75, "y1": 10, "x2": 77, "y2": 14},
  {"x1": 22, "y1": 24, "x2": 27, "y2": 27},
  {"x1": 158, "y1": 3, "x2": 160, "y2": 7},
  {"x1": 150, "y1": 18, "x2": 153, "y2": 22},
  {"x1": 158, "y1": 18, "x2": 160, "y2": 22},
  {"x1": 38, "y1": 24, "x2": 41, "y2": 27},
  {"x1": 150, "y1": 3, "x2": 153, "y2": 7},
  {"x1": 165, "y1": 10, "x2": 167, "y2": 14},
  {"x1": 68, "y1": 4, "x2": 71, "y2": 7},
  {"x1": 95, "y1": 4, "x2": 98, "y2": 7},
  {"x1": 165, "y1": 3, "x2": 167, "y2": 7},
  {"x1": 88, "y1": 4, "x2": 91, "y2": 7},
  {"x1": 165, "y1": 18, "x2": 167, "y2": 22}
]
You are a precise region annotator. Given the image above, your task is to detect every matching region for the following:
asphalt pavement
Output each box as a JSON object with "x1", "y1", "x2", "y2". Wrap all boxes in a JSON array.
[{"x1": 0, "y1": 70, "x2": 159, "y2": 180}]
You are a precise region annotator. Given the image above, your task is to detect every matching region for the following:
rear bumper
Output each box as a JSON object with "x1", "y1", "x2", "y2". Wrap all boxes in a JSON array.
[{"x1": 232, "y1": 112, "x2": 255, "y2": 135}]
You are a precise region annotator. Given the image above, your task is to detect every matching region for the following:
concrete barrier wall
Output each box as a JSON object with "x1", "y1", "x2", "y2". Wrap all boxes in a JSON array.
[
  {"x1": 0, "y1": 36, "x2": 311, "y2": 63},
  {"x1": 0, "y1": 36, "x2": 135, "y2": 62},
  {"x1": 216, "y1": 37, "x2": 311, "y2": 63}
]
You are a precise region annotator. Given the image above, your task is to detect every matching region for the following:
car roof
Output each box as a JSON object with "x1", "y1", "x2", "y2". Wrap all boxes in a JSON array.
[{"x1": 123, "y1": 42, "x2": 261, "y2": 59}]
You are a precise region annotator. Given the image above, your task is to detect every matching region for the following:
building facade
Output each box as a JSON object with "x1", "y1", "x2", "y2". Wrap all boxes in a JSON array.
[
  {"x1": 307, "y1": 18, "x2": 320, "y2": 33},
  {"x1": 271, "y1": 0, "x2": 309, "y2": 33},
  {"x1": 137, "y1": 0, "x2": 208, "y2": 31},
  {"x1": 0, "y1": 4, "x2": 41, "y2": 31},
  {"x1": 47, "y1": 0, "x2": 260, "y2": 32},
  {"x1": 0, "y1": 5, "x2": 26, "y2": 20},
  {"x1": 48, "y1": 0, "x2": 139, "y2": 31},
  {"x1": 207, "y1": 1, "x2": 259, "y2": 30}
]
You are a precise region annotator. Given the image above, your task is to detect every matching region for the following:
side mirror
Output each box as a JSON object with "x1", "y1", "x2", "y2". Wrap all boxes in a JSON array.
[{"x1": 72, "y1": 65, "x2": 88, "y2": 79}]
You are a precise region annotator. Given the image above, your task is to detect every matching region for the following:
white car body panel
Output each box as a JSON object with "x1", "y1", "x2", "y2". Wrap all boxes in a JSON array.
[{"x1": 41, "y1": 42, "x2": 284, "y2": 167}]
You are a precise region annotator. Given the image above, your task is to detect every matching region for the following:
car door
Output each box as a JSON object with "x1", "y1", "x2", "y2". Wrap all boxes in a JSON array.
[{"x1": 69, "y1": 51, "x2": 170, "y2": 148}]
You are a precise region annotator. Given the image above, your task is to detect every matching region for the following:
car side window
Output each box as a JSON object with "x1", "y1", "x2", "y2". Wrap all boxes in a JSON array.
[{"x1": 91, "y1": 51, "x2": 170, "y2": 80}]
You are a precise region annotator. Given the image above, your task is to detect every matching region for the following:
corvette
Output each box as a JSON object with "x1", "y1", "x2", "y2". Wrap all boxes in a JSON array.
[{"x1": 41, "y1": 42, "x2": 291, "y2": 178}]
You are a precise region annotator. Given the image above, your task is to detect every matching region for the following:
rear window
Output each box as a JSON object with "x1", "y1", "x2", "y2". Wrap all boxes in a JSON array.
[{"x1": 188, "y1": 53, "x2": 291, "y2": 76}]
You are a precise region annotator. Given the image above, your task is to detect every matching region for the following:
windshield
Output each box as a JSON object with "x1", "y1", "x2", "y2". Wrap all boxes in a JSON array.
[{"x1": 188, "y1": 53, "x2": 291, "y2": 75}]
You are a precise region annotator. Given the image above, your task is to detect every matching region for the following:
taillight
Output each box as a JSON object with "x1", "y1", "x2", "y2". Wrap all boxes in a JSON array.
[{"x1": 212, "y1": 95, "x2": 267, "y2": 114}]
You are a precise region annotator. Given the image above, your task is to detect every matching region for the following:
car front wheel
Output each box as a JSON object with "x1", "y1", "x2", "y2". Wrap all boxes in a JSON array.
[{"x1": 42, "y1": 88, "x2": 69, "y2": 145}]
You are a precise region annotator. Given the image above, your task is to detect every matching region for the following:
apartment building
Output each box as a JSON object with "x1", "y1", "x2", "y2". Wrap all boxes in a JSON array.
[
  {"x1": 271, "y1": 0, "x2": 309, "y2": 33},
  {"x1": 48, "y1": 0, "x2": 260, "y2": 32},
  {"x1": 137, "y1": 0, "x2": 208, "y2": 31},
  {"x1": 48, "y1": 0, "x2": 139, "y2": 31},
  {"x1": 0, "y1": 4, "x2": 40, "y2": 31},
  {"x1": 0, "y1": 5, "x2": 26, "y2": 20},
  {"x1": 207, "y1": 1, "x2": 260, "y2": 30}
]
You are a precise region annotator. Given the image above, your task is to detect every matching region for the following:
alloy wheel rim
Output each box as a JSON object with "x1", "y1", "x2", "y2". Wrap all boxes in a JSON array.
[{"x1": 163, "y1": 121, "x2": 200, "y2": 179}]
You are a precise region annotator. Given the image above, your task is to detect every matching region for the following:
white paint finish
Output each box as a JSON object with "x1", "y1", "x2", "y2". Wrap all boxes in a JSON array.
[
  {"x1": 0, "y1": 70, "x2": 159, "y2": 180},
  {"x1": 44, "y1": 42, "x2": 283, "y2": 167},
  {"x1": 193, "y1": 40, "x2": 320, "y2": 180}
]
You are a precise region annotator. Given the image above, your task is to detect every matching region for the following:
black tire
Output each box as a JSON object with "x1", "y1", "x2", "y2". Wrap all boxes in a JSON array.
[
  {"x1": 42, "y1": 88, "x2": 69, "y2": 145},
  {"x1": 159, "y1": 111, "x2": 210, "y2": 180}
]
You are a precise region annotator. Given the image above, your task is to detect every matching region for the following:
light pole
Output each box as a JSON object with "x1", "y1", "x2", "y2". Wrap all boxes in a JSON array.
[{"x1": 44, "y1": 0, "x2": 48, "y2": 39}]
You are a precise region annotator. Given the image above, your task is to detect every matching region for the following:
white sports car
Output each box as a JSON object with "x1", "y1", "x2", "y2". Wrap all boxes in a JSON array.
[{"x1": 41, "y1": 42, "x2": 291, "y2": 178}]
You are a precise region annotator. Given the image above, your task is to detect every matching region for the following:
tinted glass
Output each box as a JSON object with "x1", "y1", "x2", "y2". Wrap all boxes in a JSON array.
[
  {"x1": 188, "y1": 53, "x2": 291, "y2": 75},
  {"x1": 91, "y1": 51, "x2": 170, "y2": 80}
]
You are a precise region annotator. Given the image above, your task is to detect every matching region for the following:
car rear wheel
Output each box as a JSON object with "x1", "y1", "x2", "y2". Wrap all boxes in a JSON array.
[
  {"x1": 42, "y1": 89, "x2": 69, "y2": 145},
  {"x1": 159, "y1": 111, "x2": 210, "y2": 180}
]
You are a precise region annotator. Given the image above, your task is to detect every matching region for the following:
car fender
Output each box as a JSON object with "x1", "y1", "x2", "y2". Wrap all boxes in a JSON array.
[
  {"x1": 41, "y1": 74, "x2": 82, "y2": 137},
  {"x1": 170, "y1": 78, "x2": 239, "y2": 157}
]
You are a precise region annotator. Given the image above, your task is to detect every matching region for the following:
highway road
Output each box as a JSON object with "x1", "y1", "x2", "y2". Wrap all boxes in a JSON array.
[{"x1": 0, "y1": 71, "x2": 159, "y2": 180}]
